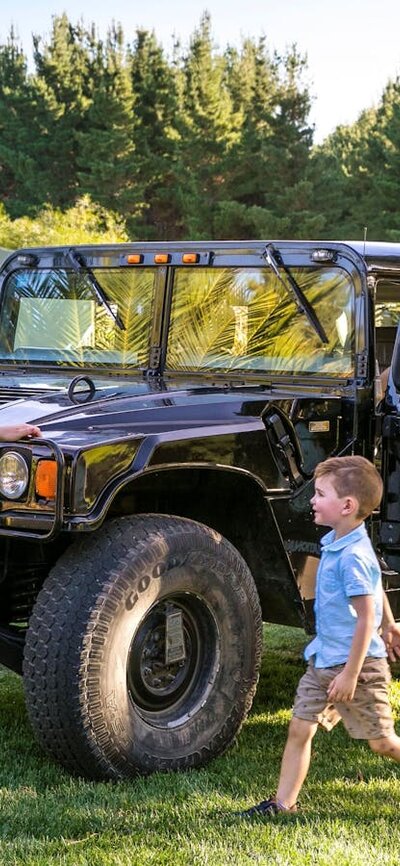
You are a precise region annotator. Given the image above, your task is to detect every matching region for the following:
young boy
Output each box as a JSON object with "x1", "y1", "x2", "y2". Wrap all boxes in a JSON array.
[
  {"x1": 240, "y1": 455, "x2": 400, "y2": 818},
  {"x1": 0, "y1": 423, "x2": 41, "y2": 440}
]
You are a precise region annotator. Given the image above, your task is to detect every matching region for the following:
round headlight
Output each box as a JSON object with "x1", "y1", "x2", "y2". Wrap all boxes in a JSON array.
[{"x1": 0, "y1": 451, "x2": 29, "y2": 500}]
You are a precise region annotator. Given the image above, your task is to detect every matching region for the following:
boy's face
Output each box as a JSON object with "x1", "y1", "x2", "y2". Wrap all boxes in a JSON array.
[{"x1": 310, "y1": 473, "x2": 352, "y2": 529}]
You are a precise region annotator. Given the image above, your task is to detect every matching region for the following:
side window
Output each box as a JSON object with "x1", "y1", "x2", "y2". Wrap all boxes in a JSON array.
[{"x1": 375, "y1": 280, "x2": 400, "y2": 371}]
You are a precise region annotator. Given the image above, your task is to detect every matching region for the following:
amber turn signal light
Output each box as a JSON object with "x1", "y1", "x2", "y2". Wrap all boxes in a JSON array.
[{"x1": 35, "y1": 459, "x2": 57, "y2": 500}]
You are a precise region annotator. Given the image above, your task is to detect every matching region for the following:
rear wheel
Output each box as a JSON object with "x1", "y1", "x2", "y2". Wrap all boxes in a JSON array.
[{"x1": 23, "y1": 515, "x2": 262, "y2": 779}]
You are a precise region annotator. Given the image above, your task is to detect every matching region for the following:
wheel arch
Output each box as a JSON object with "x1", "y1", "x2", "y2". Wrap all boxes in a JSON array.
[{"x1": 105, "y1": 464, "x2": 304, "y2": 627}]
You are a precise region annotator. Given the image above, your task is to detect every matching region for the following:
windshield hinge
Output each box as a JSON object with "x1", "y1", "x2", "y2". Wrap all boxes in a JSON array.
[
  {"x1": 356, "y1": 350, "x2": 368, "y2": 379},
  {"x1": 149, "y1": 346, "x2": 162, "y2": 369}
]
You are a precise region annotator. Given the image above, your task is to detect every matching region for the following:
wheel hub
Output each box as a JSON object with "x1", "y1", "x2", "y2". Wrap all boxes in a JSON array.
[
  {"x1": 127, "y1": 594, "x2": 217, "y2": 715},
  {"x1": 139, "y1": 607, "x2": 192, "y2": 696}
]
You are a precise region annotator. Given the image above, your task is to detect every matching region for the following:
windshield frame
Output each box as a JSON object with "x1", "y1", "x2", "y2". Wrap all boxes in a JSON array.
[{"x1": 0, "y1": 241, "x2": 368, "y2": 384}]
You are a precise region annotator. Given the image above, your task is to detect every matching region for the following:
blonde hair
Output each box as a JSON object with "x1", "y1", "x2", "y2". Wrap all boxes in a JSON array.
[{"x1": 314, "y1": 456, "x2": 383, "y2": 519}]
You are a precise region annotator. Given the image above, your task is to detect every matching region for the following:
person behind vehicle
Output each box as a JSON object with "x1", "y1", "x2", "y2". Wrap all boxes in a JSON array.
[
  {"x1": 0, "y1": 424, "x2": 41, "y2": 441},
  {"x1": 238, "y1": 455, "x2": 400, "y2": 819},
  {"x1": 382, "y1": 592, "x2": 400, "y2": 660},
  {"x1": 380, "y1": 366, "x2": 391, "y2": 394}
]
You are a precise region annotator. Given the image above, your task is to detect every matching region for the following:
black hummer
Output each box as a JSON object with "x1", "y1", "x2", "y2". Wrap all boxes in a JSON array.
[{"x1": 0, "y1": 239, "x2": 399, "y2": 780}]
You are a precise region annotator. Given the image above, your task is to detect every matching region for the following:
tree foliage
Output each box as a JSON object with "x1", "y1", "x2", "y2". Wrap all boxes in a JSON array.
[
  {"x1": 0, "y1": 195, "x2": 128, "y2": 248},
  {"x1": 1, "y1": 13, "x2": 400, "y2": 242}
]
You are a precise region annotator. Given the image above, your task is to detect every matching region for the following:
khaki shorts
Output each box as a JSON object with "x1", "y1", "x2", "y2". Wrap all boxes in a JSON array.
[{"x1": 293, "y1": 657, "x2": 395, "y2": 740}]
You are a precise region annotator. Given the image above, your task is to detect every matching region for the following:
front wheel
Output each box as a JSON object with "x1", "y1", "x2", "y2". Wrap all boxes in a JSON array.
[{"x1": 23, "y1": 515, "x2": 262, "y2": 779}]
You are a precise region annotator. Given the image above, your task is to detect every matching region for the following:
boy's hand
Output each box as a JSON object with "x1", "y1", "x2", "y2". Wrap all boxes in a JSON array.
[{"x1": 327, "y1": 669, "x2": 358, "y2": 703}]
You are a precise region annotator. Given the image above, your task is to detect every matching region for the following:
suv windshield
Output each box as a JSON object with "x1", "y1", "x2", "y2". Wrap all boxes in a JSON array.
[
  {"x1": 166, "y1": 266, "x2": 355, "y2": 376},
  {"x1": 0, "y1": 268, "x2": 155, "y2": 367}
]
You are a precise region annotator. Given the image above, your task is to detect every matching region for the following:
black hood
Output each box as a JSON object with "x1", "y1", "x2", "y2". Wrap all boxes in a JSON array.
[{"x1": 0, "y1": 372, "x2": 275, "y2": 449}]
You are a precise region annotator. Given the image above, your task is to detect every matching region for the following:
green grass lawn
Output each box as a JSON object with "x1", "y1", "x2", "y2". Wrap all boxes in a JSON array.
[{"x1": 1, "y1": 625, "x2": 400, "y2": 866}]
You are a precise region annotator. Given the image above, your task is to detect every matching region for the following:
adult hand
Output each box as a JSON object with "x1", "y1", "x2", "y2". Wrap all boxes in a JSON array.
[
  {"x1": 382, "y1": 622, "x2": 400, "y2": 663},
  {"x1": 0, "y1": 423, "x2": 42, "y2": 441}
]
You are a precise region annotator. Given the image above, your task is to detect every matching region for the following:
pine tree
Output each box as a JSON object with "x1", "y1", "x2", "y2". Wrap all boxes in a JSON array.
[
  {"x1": 266, "y1": 45, "x2": 316, "y2": 235},
  {"x1": 176, "y1": 12, "x2": 239, "y2": 238},
  {"x1": 128, "y1": 29, "x2": 183, "y2": 238},
  {"x1": 0, "y1": 30, "x2": 48, "y2": 215},
  {"x1": 362, "y1": 80, "x2": 400, "y2": 239},
  {"x1": 32, "y1": 14, "x2": 96, "y2": 207},
  {"x1": 76, "y1": 24, "x2": 141, "y2": 218},
  {"x1": 218, "y1": 38, "x2": 317, "y2": 238},
  {"x1": 309, "y1": 106, "x2": 379, "y2": 240}
]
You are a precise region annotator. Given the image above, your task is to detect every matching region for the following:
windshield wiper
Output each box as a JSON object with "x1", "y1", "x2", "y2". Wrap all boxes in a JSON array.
[
  {"x1": 67, "y1": 249, "x2": 125, "y2": 331},
  {"x1": 263, "y1": 243, "x2": 329, "y2": 345}
]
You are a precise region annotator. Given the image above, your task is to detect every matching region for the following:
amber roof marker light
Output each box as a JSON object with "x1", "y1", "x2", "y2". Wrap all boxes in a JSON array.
[
  {"x1": 125, "y1": 254, "x2": 143, "y2": 264},
  {"x1": 182, "y1": 253, "x2": 200, "y2": 264},
  {"x1": 154, "y1": 254, "x2": 170, "y2": 264}
]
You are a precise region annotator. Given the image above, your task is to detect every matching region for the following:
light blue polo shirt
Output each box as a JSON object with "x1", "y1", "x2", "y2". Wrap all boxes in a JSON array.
[{"x1": 304, "y1": 523, "x2": 386, "y2": 668}]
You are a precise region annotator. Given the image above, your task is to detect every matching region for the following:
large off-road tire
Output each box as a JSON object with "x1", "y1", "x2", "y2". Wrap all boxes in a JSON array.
[{"x1": 23, "y1": 515, "x2": 262, "y2": 780}]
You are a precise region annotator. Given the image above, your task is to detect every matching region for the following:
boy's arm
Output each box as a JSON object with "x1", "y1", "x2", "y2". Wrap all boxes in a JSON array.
[
  {"x1": 327, "y1": 594, "x2": 375, "y2": 703},
  {"x1": 382, "y1": 590, "x2": 400, "y2": 661}
]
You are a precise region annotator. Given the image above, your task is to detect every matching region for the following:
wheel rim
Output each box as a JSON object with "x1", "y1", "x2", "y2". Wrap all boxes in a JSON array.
[{"x1": 127, "y1": 593, "x2": 220, "y2": 722}]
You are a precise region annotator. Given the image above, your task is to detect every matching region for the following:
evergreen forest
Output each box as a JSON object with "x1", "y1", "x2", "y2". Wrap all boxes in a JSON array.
[{"x1": 1, "y1": 11, "x2": 400, "y2": 246}]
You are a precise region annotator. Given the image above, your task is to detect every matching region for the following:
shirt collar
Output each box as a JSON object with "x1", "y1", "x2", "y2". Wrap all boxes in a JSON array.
[{"x1": 320, "y1": 522, "x2": 367, "y2": 552}]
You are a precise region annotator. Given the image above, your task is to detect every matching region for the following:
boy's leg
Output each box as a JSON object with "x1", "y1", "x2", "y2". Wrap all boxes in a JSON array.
[
  {"x1": 238, "y1": 662, "x2": 330, "y2": 818},
  {"x1": 238, "y1": 717, "x2": 318, "y2": 817},
  {"x1": 368, "y1": 733, "x2": 400, "y2": 760},
  {"x1": 276, "y1": 717, "x2": 318, "y2": 808}
]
